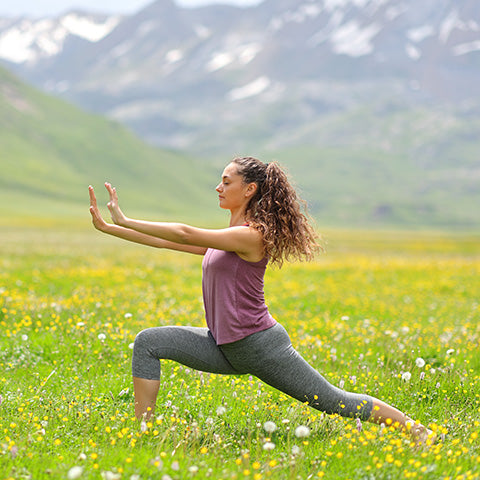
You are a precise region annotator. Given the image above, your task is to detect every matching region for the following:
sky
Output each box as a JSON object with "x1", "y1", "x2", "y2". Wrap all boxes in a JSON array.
[{"x1": 0, "y1": 0, "x2": 263, "y2": 18}]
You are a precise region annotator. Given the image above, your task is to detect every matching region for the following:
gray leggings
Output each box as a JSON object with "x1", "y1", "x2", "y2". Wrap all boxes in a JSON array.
[{"x1": 132, "y1": 323, "x2": 373, "y2": 421}]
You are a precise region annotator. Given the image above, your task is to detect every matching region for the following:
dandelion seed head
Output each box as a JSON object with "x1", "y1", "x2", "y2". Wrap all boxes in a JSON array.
[
  {"x1": 294, "y1": 425, "x2": 310, "y2": 438},
  {"x1": 98, "y1": 333, "x2": 106, "y2": 341},
  {"x1": 67, "y1": 466, "x2": 84, "y2": 480},
  {"x1": 263, "y1": 441, "x2": 275, "y2": 451},
  {"x1": 415, "y1": 357, "x2": 425, "y2": 368},
  {"x1": 101, "y1": 472, "x2": 121, "y2": 480},
  {"x1": 401, "y1": 371, "x2": 412, "y2": 382},
  {"x1": 216, "y1": 405, "x2": 226, "y2": 416},
  {"x1": 263, "y1": 421, "x2": 277, "y2": 433}
]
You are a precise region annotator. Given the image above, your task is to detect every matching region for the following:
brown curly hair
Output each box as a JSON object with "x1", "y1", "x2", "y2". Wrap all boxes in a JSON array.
[{"x1": 232, "y1": 157, "x2": 320, "y2": 267}]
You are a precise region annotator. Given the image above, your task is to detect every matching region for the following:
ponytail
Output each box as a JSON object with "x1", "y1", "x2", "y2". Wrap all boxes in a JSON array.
[{"x1": 232, "y1": 157, "x2": 320, "y2": 267}]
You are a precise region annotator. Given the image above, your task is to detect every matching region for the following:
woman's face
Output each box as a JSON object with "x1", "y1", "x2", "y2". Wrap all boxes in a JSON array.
[{"x1": 216, "y1": 163, "x2": 256, "y2": 211}]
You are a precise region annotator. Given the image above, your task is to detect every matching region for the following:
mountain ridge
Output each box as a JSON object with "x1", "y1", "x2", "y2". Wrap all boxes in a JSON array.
[{"x1": 1, "y1": 0, "x2": 479, "y2": 228}]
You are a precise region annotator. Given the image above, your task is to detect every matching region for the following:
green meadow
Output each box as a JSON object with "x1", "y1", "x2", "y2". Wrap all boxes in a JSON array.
[{"x1": 1, "y1": 225, "x2": 479, "y2": 480}]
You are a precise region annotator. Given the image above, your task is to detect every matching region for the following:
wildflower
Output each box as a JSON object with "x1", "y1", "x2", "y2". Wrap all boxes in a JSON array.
[
  {"x1": 162, "y1": 476, "x2": 172, "y2": 480},
  {"x1": 101, "y1": 472, "x2": 121, "y2": 480},
  {"x1": 78, "y1": 453, "x2": 87, "y2": 461},
  {"x1": 98, "y1": 333, "x2": 106, "y2": 341},
  {"x1": 295, "y1": 425, "x2": 310, "y2": 438},
  {"x1": 171, "y1": 461, "x2": 180, "y2": 471},
  {"x1": 67, "y1": 466, "x2": 84, "y2": 480},
  {"x1": 130, "y1": 476, "x2": 141, "y2": 480},
  {"x1": 263, "y1": 421, "x2": 277, "y2": 433},
  {"x1": 291, "y1": 445, "x2": 301, "y2": 455},
  {"x1": 401, "y1": 371, "x2": 411, "y2": 382},
  {"x1": 188, "y1": 466, "x2": 199, "y2": 474},
  {"x1": 263, "y1": 441, "x2": 275, "y2": 451},
  {"x1": 446, "y1": 349, "x2": 455, "y2": 356},
  {"x1": 341, "y1": 315, "x2": 349, "y2": 321},
  {"x1": 10, "y1": 445, "x2": 18, "y2": 459},
  {"x1": 21, "y1": 334, "x2": 28, "y2": 341},
  {"x1": 419, "y1": 372, "x2": 425, "y2": 381},
  {"x1": 415, "y1": 357, "x2": 425, "y2": 368},
  {"x1": 356, "y1": 418, "x2": 363, "y2": 432},
  {"x1": 128, "y1": 343, "x2": 135, "y2": 349},
  {"x1": 339, "y1": 379, "x2": 345, "y2": 389},
  {"x1": 216, "y1": 406, "x2": 226, "y2": 416},
  {"x1": 125, "y1": 312, "x2": 133, "y2": 319}
]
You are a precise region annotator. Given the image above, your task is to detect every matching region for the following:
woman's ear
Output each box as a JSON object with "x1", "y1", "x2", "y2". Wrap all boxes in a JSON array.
[{"x1": 245, "y1": 182, "x2": 258, "y2": 198}]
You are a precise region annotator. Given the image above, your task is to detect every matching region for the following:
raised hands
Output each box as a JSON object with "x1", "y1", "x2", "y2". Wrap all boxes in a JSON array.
[{"x1": 89, "y1": 182, "x2": 128, "y2": 231}]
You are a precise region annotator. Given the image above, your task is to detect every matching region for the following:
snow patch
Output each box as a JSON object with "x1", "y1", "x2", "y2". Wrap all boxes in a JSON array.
[
  {"x1": 61, "y1": 14, "x2": 120, "y2": 42},
  {"x1": 166, "y1": 49, "x2": 183, "y2": 63},
  {"x1": 405, "y1": 43, "x2": 421, "y2": 60},
  {"x1": 207, "y1": 51, "x2": 234, "y2": 72},
  {"x1": 384, "y1": 4, "x2": 407, "y2": 22},
  {"x1": 331, "y1": 20, "x2": 381, "y2": 57},
  {"x1": 439, "y1": 9, "x2": 459, "y2": 44},
  {"x1": 195, "y1": 24, "x2": 211, "y2": 39},
  {"x1": 227, "y1": 76, "x2": 270, "y2": 101},
  {"x1": 407, "y1": 25, "x2": 434, "y2": 43},
  {"x1": 206, "y1": 42, "x2": 261, "y2": 72},
  {"x1": 453, "y1": 40, "x2": 480, "y2": 56}
]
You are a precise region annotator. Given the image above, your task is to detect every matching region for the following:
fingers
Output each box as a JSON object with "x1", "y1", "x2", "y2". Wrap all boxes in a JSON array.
[
  {"x1": 88, "y1": 185, "x2": 98, "y2": 208},
  {"x1": 105, "y1": 182, "x2": 119, "y2": 203}
]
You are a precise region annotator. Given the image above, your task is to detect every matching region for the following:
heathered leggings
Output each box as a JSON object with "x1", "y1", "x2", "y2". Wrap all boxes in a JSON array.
[{"x1": 132, "y1": 323, "x2": 373, "y2": 421}]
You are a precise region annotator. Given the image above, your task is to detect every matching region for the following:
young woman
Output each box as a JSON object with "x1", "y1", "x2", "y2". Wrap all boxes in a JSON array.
[{"x1": 89, "y1": 156, "x2": 435, "y2": 445}]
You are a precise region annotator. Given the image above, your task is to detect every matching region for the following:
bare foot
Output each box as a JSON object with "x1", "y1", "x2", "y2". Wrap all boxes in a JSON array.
[{"x1": 406, "y1": 420, "x2": 437, "y2": 446}]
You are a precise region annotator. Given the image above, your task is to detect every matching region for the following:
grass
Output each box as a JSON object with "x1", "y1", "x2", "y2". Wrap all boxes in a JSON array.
[{"x1": 1, "y1": 224, "x2": 479, "y2": 479}]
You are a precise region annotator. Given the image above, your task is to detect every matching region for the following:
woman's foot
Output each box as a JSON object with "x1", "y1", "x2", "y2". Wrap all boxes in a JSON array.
[{"x1": 406, "y1": 420, "x2": 437, "y2": 446}]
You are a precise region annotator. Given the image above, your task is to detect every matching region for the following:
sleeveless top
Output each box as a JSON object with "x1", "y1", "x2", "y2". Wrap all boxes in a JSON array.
[{"x1": 202, "y1": 248, "x2": 276, "y2": 345}]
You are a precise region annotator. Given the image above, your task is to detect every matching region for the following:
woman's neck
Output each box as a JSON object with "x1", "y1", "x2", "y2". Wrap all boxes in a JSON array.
[{"x1": 229, "y1": 209, "x2": 247, "y2": 227}]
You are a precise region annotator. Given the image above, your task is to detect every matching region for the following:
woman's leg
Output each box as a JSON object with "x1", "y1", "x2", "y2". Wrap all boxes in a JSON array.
[
  {"x1": 221, "y1": 324, "x2": 434, "y2": 443},
  {"x1": 220, "y1": 324, "x2": 372, "y2": 420},
  {"x1": 132, "y1": 326, "x2": 240, "y2": 419}
]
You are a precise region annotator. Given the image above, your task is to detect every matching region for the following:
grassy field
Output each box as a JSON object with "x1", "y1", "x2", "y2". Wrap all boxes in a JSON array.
[{"x1": 1, "y1": 225, "x2": 479, "y2": 480}]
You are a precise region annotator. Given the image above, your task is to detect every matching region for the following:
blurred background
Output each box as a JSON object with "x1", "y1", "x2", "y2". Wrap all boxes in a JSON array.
[{"x1": 1, "y1": 0, "x2": 479, "y2": 229}]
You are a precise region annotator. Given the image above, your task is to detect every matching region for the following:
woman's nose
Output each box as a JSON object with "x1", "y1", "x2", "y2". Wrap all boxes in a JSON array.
[{"x1": 216, "y1": 183, "x2": 222, "y2": 192}]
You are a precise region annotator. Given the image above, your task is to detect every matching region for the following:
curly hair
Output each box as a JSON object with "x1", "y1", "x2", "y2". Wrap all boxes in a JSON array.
[{"x1": 232, "y1": 157, "x2": 320, "y2": 267}]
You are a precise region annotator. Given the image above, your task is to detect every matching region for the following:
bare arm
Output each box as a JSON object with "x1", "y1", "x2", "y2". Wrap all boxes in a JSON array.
[
  {"x1": 102, "y1": 182, "x2": 264, "y2": 261},
  {"x1": 89, "y1": 185, "x2": 207, "y2": 255}
]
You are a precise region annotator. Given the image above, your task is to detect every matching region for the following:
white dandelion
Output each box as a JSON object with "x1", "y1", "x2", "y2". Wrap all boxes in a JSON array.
[
  {"x1": 263, "y1": 421, "x2": 277, "y2": 433},
  {"x1": 67, "y1": 466, "x2": 84, "y2": 480},
  {"x1": 415, "y1": 357, "x2": 425, "y2": 368},
  {"x1": 294, "y1": 425, "x2": 310, "y2": 438}
]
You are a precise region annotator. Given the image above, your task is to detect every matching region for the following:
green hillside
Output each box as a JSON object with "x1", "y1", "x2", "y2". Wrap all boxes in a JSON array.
[
  {"x1": 201, "y1": 95, "x2": 480, "y2": 230},
  {"x1": 0, "y1": 66, "x2": 220, "y2": 226}
]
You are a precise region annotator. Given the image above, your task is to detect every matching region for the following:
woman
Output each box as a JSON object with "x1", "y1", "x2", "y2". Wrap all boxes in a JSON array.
[{"x1": 89, "y1": 156, "x2": 434, "y2": 444}]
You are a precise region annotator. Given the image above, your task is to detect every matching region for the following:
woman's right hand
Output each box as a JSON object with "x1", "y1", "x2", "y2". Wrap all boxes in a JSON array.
[
  {"x1": 89, "y1": 185, "x2": 109, "y2": 232},
  {"x1": 105, "y1": 182, "x2": 128, "y2": 226}
]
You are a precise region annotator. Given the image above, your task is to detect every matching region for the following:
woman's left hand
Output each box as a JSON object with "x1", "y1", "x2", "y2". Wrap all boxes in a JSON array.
[{"x1": 105, "y1": 182, "x2": 128, "y2": 226}]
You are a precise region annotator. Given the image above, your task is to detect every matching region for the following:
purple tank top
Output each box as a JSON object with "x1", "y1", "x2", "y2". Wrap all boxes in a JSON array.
[{"x1": 202, "y1": 248, "x2": 276, "y2": 345}]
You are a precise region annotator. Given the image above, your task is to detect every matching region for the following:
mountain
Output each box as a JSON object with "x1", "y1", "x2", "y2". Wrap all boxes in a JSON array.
[
  {"x1": 0, "y1": 0, "x2": 479, "y2": 228},
  {"x1": 0, "y1": 65, "x2": 219, "y2": 224},
  {"x1": 2, "y1": 0, "x2": 480, "y2": 149}
]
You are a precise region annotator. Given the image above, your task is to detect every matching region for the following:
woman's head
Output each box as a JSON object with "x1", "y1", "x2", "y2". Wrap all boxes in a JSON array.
[{"x1": 230, "y1": 156, "x2": 320, "y2": 267}]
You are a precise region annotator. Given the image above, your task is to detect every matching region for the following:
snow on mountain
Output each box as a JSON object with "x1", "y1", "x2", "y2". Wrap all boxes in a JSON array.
[
  {"x1": 0, "y1": 13, "x2": 120, "y2": 64},
  {"x1": 1, "y1": 0, "x2": 479, "y2": 152}
]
